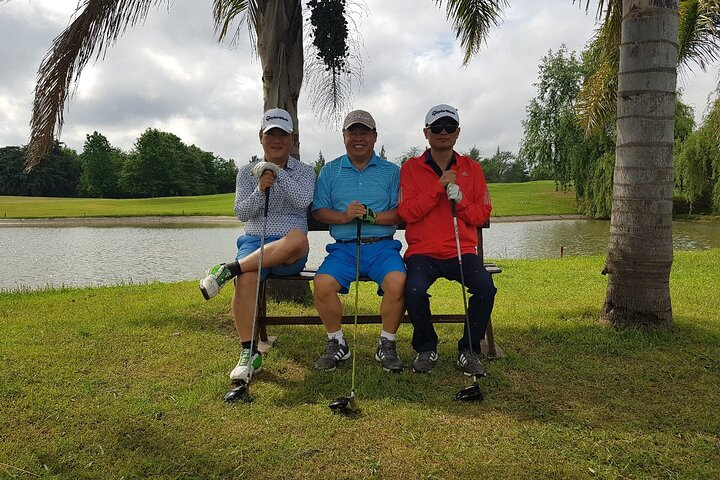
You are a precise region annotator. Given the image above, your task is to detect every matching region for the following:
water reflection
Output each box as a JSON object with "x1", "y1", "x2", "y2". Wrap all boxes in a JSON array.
[{"x1": 1, "y1": 219, "x2": 718, "y2": 291}]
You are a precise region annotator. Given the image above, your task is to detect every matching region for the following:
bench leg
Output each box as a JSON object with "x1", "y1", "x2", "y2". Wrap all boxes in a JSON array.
[
  {"x1": 257, "y1": 281, "x2": 269, "y2": 343},
  {"x1": 484, "y1": 318, "x2": 498, "y2": 359}
]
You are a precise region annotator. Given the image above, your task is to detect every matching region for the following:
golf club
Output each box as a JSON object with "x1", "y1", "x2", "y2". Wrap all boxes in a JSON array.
[
  {"x1": 450, "y1": 200, "x2": 484, "y2": 402},
  {"x1": 224, "y1": 187, "x2": 271, "y2": 403},
  {"x1": 328, "y1": 219, "x2": 362, "y2": 415}
]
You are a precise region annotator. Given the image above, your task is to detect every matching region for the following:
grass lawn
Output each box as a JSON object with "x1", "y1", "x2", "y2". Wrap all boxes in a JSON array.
[
  {"x1": 0, "y1": 180, "x2": 578, "y2": 219},
  {"x1": 2, "y1": 250, "x2": 719, "y2": 479},
  {"x1": 0, "y1": 193, "x2": 236, "y2": 218}
]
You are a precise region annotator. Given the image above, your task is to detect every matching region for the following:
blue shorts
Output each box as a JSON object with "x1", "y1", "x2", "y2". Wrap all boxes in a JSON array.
[
  {"x1": 317, "y1": 239, "x2": 406, "y2": 295},
  {"x1": 236, "y1": 234, "x2": 308, "y2": 281}
]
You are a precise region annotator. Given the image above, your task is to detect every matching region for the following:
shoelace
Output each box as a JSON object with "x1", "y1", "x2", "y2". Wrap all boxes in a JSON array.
[
  {"x1": 417, "y1": 351, "x2": 434, "y2": 363},
  {"x1": 323, "y1": 339, "x2": 341, "y2": 358},
  {"x1": 239, "y1": 349, "x2": 251, "y2": 365},
  {"x1": 382, "y1": 340, "x2": 399, "y2": 359},
  {"x1": 463, "y1": 350, "x2": 481, "y2": 365}
]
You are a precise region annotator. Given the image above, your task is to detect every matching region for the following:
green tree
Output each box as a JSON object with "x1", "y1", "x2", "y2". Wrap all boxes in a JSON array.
[
  {"x1": 379, "y1": 145, "x2": 387, "y2": 160},
  {"x1": 0, "y1": 142, "x2": 80, "y2": 197},
  {"x1": 519, "y1": 45, "x2": 584, "y2": 191},
  {"x1": 480, "y1": 147, "x2": 528, "y2": 183},
  {"x1": 397, "y1": 146, "x2": 423, "y2": 165},
  {"x1": 675, "y1": 97, "x2": 720, "y2": 214},
  {"x1": 211, "y1": 157, "x2": 239, "y2": 193},
  {"x1": 78, "y1": 131, "x2": 124, "y2": 198},
  {"x1": 119, "y1": 129, "x2": 191, "y2": 198},
  {"x1": 314, "y1": 150, "x2": 326, "y2": 176},
  {"x1": 464, "y1": 145, "x2": 482, "y2": 162}
]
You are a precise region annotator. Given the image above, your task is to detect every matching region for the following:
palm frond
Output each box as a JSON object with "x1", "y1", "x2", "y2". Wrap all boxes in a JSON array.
[
  {"x1": 575, "y1": 0, "x2": 621, "y2": 136},
  {"x1": 678, "y1": 0, "x2": 720, "y2": 72},
  {"x1": 572, "y1": 0, "x2": 619, "y2": 22},
  {"x1": 212, "y1": 0, "x2": 258, "y2": 52},
  {"x1": 26, "y1": 0, "x2": 167, "y2": 170},
  {"x1": 434, "y1": 0, "x2": 508, "y2": 65}
]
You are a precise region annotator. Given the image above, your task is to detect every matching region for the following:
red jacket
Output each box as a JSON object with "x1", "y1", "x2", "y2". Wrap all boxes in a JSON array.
[{"x1": 399, "y1": 151, "x2": 492, "y2": 260}]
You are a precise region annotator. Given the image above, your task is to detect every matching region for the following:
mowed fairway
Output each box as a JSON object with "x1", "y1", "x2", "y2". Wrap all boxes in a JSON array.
[
  {"x1": 0, "y1": 180, "x2": 578, "y2": 219},
  {"x1": 2, "y1": 250, "x2": 719, "y2": 479}
]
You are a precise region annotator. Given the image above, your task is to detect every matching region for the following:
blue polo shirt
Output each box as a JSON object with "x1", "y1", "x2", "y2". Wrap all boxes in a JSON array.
[{"x1": 313, "y1": 152, "x2": 399, "y2": 242}]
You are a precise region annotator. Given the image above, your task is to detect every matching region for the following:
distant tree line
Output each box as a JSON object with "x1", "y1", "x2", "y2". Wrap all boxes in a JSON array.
[
  {"x1": 519, "y1": 44, "x2": 720, "y2": 218},
  {"x1": 392, "y1": 145, "x2": 530, "y2": 184},
  {"x1": 0, "y1": 129, "x2": 238, "y2": 198}
]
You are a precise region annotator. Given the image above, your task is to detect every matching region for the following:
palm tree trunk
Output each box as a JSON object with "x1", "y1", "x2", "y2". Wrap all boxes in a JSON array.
[
  {"x1": 256, "y1": 0, "x2": 303, "y2": 159},
  {"x1": 256, "y1": 0, "x2": 310, "y2": 303},
  {"x1": 601, "y1": 0, "x2": 678, "y2": 328}
]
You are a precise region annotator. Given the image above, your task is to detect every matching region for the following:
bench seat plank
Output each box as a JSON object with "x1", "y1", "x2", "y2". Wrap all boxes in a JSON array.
[{"x1": 268, "y1": 264, "x2": 502, "y2": 281}]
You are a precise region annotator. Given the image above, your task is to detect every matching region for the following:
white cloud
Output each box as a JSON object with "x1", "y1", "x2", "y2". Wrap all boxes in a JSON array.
[{"x1": 0, "y1": 0, "x2": 717, "y2": 167}]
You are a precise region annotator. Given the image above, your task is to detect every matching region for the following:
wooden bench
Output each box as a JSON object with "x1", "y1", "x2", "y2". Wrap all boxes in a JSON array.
[{"x1": 256, "y1": 216, "x2": 504, "y2": 359}]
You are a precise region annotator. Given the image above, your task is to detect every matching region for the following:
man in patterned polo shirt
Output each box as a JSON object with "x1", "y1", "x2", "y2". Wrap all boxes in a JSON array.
[
  {"x1": 312, "y1": 109, "x2": 407, "y2": 373},
  {"x1": 200, "y1": 108, "x2": 316, "y2": 382}
]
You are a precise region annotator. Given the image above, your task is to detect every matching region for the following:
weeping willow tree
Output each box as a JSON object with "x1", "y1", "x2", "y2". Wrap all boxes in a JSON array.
[{"x1": 675, "y1": 91, "x2": 720, "y2": 214}]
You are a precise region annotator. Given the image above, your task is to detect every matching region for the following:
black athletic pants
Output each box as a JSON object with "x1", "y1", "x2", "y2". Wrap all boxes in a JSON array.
[{"x1": 405, "y1": 254, "x2": 496, "y2": 353}]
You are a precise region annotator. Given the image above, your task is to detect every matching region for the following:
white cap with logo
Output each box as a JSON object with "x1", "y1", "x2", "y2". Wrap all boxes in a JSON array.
[
  {"x1": 425, "y1": 104, "x2": 460, "y2": 126},
  {"x1": 261, "y1": 108, "x2": 294, "y2": 133}
]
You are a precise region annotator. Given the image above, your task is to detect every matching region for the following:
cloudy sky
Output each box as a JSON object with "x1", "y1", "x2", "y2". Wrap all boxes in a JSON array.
[{"x1": 1, "y1": 0, "x2": 718, "y2": 167}]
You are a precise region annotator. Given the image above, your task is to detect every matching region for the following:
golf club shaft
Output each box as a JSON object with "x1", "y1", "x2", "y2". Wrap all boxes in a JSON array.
[
  {"x1": 351, "y1": 219, "x2": 361, "y2": 397},
  {"x1": 247, "y1": 188, "x2": 271, "y2": 383},
  {"x1": 451, "y1": 201, "x2": 475, "y2": 362}
]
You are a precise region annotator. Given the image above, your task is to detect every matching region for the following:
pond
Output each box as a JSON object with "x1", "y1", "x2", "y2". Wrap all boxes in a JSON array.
[{"x1": 1, "y1": 219, "x2": 718, "y2": 291}]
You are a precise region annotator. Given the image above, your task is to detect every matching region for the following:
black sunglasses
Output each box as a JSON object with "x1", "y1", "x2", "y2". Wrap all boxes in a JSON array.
[{"x1": 428, "y1": 124, "x2": 458, "y2": 134}]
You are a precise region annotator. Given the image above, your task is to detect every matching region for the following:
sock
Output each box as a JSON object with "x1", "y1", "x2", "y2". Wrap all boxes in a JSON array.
[
  {"x1": 226, "y1": 260, "x2": 242, "y2": 277},
  {"x1": 240, "y1": 340, "x2": 257, "y2": 354},
  {"x1": 380, "y1": 330, "x2": 397, "y2": 342},
  {"x1": 328, "y1": 330, "x2": 346, "y2": 346}
]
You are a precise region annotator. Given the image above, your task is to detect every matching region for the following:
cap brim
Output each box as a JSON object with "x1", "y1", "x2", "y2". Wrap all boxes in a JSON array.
[
  {"x1": 262, "y1": 124, "x2": 293, "y2": 133},
  {"x1": 343, "y1": 121, "x2": 375, "y2": 130},
  {"x1": 426, "y1": 116, "x2": 459, "y2": 127}
]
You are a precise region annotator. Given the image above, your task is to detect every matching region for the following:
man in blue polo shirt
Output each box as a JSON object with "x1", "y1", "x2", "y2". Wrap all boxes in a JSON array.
[{"x1": 312, "y1": 110, "x2": 407, "y2": 373}]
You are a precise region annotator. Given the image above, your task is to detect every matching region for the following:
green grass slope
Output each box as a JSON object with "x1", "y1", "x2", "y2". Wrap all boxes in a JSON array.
[{"x1": 2, "y1": 249, "x2": 718, "y2": 479}]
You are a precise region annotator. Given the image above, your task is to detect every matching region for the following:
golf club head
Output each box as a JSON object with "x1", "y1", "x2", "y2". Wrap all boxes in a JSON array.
[
  {"x1": 223, "y1": 380, "x2": 253, "y2": 403},
  {"x1": 455, "y1": 383, "x2": 484, "y2": 402},
  {"x1": 328, "y1": 395, "x2": 361, "y2": 416}
]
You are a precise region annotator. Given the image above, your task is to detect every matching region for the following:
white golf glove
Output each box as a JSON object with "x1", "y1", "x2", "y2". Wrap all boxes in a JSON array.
[
  {"x1": 251, "y1": 161, "x2": 280, "y2": 178},
  {"x1": 446, "y1": 183, "x2": 463, "y2": 203}
]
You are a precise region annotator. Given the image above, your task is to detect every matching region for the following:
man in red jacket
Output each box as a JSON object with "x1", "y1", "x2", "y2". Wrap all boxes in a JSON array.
[{"x1": 398, "y1": 104, "x2": 496, "y2": 376}]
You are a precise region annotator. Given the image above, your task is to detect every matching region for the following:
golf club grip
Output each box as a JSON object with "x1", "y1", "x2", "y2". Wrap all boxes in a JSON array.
[
  {"x1": 356, "y1": 218, "x2": 361, "y2": 243},
  {"x1": 264, "y1": 188, "x2": 270, "y2": 217},
  {"x1": 451, "y1": 199, "x2": 457, "y2": 216}
]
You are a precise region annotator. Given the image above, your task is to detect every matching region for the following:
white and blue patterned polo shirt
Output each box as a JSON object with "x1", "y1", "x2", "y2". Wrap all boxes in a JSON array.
[{"x1": 234, "y1": 156, "x2": 315, "y2": 236}]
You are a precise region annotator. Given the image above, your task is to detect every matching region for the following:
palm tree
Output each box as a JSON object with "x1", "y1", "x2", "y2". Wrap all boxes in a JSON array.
[
  {"x1": 597, "y1": 0, "x2": 680, "y2": 328},
  {"x1": 24, "y1": 0, "x2": 508, "y2": 169},
  {"x1": 579, "y1": 0, "x2": 719, "y2": 328}
]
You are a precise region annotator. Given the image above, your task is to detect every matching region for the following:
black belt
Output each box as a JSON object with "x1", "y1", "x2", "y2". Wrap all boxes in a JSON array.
[{"x1": 336, "y1": 236, "x2": 394, "y2": 244}]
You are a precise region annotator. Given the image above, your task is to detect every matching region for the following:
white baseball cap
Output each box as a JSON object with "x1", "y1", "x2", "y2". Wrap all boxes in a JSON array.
[
  {"x1": 425, "y1": 104, "x2": 460, "y2": 126},
  {"x1": 261, "y1": 108, "x2": 294, "y2": 133}
]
